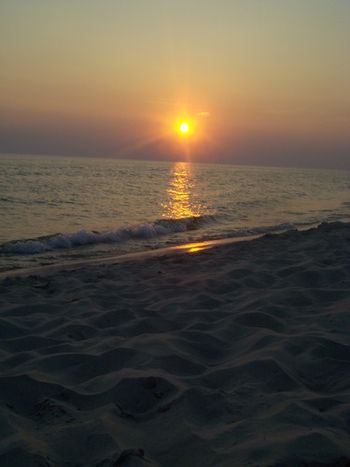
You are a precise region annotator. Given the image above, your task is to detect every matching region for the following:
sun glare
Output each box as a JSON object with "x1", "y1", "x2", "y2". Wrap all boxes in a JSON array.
[{"x1": 179, "y1": 122, "x2": 190, "y2": 134}]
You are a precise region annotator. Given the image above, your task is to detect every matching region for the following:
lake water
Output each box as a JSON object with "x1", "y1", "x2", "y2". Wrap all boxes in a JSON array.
[{"x1": 1, "y1": 154, "x2": 350, "y2": 272}]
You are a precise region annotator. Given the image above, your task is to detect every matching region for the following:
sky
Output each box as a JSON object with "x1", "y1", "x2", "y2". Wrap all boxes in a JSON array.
[{"x1": 1, "y1": 0, "x2": 350, "y2": 168}]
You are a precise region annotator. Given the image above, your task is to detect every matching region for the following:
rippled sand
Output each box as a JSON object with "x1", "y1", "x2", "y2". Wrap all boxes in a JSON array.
[{"x1": 1, "y1": 222, "x2": 350, "y2": 467}]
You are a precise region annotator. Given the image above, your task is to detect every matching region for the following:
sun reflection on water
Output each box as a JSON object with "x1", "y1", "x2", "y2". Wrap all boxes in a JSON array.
[
  {"x1": 162, "y1": 162, "x2": 204, "y2": 219},
  {"x1": 172, "y1": 240, "x2": 216, "y2": 254}
]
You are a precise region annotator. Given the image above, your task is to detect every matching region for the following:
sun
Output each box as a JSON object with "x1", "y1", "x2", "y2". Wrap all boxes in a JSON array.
[
  {"x1": 173, "y1": 117, "x2": 195, "y2": 138},
  {"x1": 179, "y1": 121, "x2": 190, "y2": 134}
]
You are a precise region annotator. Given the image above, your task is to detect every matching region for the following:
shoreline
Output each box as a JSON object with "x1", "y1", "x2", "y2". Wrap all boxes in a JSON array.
[
  {"x1": 0, "y1": 233, "x2": 264, "y2": 280},
  {"x1": 0, "y1": 220, "x2": 329, "y2": 280}
]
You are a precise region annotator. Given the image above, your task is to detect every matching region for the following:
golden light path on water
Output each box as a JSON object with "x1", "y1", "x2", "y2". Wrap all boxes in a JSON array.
[
  {"x1": 162, "y1": 162, "x2": 204, "y2": 219},
  {"x1": 177, "y1": 242, "x2": 209, "y2": 253}
]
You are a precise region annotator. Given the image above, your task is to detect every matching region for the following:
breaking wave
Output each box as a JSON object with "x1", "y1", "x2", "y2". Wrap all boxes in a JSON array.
[{"x1": 0, "y1": 215, "x2": 217, "y2": 255}]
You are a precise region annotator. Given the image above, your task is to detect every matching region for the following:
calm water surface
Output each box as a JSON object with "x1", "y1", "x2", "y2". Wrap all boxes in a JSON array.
[{"x1": 1, "y1": 154, "x2": 350, "y2": 271}]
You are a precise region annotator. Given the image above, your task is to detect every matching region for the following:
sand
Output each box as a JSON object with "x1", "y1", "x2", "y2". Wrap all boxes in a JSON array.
[{"x1": 1, "y1": 222, "x2": 350, "y2": 467}]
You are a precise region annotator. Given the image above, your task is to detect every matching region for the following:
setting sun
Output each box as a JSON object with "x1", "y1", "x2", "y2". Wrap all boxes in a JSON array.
[{"x1": 179, "y1": 122, "x2": 190, "y2": 134}]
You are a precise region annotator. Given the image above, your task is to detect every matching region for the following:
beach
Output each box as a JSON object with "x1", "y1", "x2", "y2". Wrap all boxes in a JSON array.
[
  {"x1": 0, "y1": 222, "x2": 350, "y2": 466},
  {"x1": 2, "y1": 0, "x2": 350, "y2": 464}
]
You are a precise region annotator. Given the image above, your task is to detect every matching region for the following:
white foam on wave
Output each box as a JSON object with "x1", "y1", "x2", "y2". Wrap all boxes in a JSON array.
[{"x1": 0, "y1": 216, "x2": 215, "y2": 255}]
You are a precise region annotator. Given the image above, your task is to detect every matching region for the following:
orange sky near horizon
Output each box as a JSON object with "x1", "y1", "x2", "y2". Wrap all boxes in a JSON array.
[{"x1": 1, "y1": 1, "x2": 350, "y2": 167}]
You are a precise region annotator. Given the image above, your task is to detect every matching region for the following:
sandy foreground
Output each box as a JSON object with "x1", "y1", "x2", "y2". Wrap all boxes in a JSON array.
[{"x1": 0, "y1": 222, "x2": 350, "y2": 467}]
